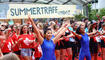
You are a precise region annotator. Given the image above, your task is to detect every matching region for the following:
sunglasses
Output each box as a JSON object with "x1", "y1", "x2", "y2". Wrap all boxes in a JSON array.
[
  {"x1": 1, "y1": 25, "x2": 6, "y2": 27},
  {"x1": 0, "y1": 30, "x2": 4, "y2": 31}
]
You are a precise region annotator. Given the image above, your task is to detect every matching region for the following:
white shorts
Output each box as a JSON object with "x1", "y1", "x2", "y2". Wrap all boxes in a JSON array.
[{"x1": 21, "y1": 48, "x2": 32, "y2": 56}]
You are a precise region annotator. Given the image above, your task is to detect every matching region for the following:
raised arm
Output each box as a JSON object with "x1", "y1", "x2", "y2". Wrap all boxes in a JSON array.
[
  {"x1": 66, "y1": 33, "x2": 75, "y2": 38},
  {"x1": 52, "y1": 24, "x2": 70, "y2": 44},
  {"x1": 28, "y1": 16, "x2": 44, "y2": 45},
  {"x1": 71, "y1": 31, "x2": 82, "y2": 40},
  {"x1": 52, "y1": 27, "x2": 67, "y2": 44},
  {"x1": 87, "y1": 31, "x2": 97, "y2": 36},
  {"x1": 67, "y1": 28, "x2": 82, "y2": 40},
  {"x1": 54, "y1": 25, "x2": 65, "y2": 36}
]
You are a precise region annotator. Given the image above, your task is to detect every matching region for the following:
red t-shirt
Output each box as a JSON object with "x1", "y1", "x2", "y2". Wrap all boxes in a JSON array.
[
  {"x1": 29, "y1": 33, "x2": 35, "y2": 40},
  {"x1": 1, "y1": 37, "x2": 13, "y2": 53},
  {"x1": 34, "y1": 44, "x2": 42, "y2": 58},
  {"x1": 12, "y1": 33, "x2": 20, "y2": 52},
  {"x1": 29, "y1": 33, "x2": 36, "y2": 48},
  {"x1": 18, "y1": 34, "x2": 35, "y2": 48}
]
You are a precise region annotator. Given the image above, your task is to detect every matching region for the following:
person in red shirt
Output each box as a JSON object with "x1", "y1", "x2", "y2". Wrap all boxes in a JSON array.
[
  {"x1": 11, "y1": 25, "x2": 22, "y2": 59},
  {"x1": 1, "y1": 36, "x2": 13, "y2": 55},
  {"x1": 18, "y1": 25, "x2": 35, "y2": 60},
  {"x1": 100, "y1": 23, "x2": 105, "y2": 60},
  {"x1": 0, "y1": 27, "x2": 6, "y2": 57},
  {"x1": 89, "y1": 20, "x2": 98, "y2": 60},
  {"x1": 0, "y1": 27, "x2": 6, "y2": 48},
  {"x1": 1, "y1": 28, "x2": 13, "y2": 55}
]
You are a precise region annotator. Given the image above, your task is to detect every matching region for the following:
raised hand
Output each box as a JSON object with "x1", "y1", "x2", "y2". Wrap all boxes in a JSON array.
[{"x1": 28, "y1": 15, "x2": 33, "y2": 22}]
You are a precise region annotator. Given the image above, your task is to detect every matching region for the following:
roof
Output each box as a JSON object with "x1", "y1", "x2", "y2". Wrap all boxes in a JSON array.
[{"x1": 0, "y1": 0, "x2": 92, "y2": 5}]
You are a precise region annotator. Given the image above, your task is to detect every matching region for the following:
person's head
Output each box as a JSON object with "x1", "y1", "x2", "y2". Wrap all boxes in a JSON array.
[
  {"x1": 54, "y1": 25, "x2": 59, "y2": 31},
  {"x1": 91, "y1": 20, "x2": 97, "y2": 29},
  {"x1": 1, "y1": 53, "x2": 20, "y2": 60},
  {"x1": 55, "y1": 20, "x2": 58, "y2": 24},
  {"x1": 16, "y1": 26, "x2": 21, "y2": 35},
  {"x1": 88, "y1": 20, "x2": 97, "y2": 32},
  {"x1": 73, "y1": 23, "x2": 78, "y2": 30},
  {"x1": 0, "y1": 25, "x2": 4, "y2": 35},
  {"x1": 102, "y1": 16, "x2": 105, "y2": 22},
  {"x1": 44, "y1": 28, "x2": 52, "y2": 40},
  {"x1": 76, "y1": 22, "x2": 85, "y2": 35},
  {"x1": 11, "y1": 25, "x2": 17, "y2": 32},
  {"x1": 28, "y1": 24, "x2": 32, "y2": 31},
  {"x1": 102, "y1": 23, "x2": 105, "y2": 30},
  {"x1": 5, "y1": 28, "x2": 12, "y2": 37},
  {"x1": 49, "y1": 21, "x2": 56, "y2": 26},
  {"x1": 92, "y1": 23, "x2": 97, "y2": 28},
  {"x1": 70, "y1": 20, "x2": 75, "y2": 27},
  {"x1": 102, "y1": 16, "x2": 105, "y2": 20},
  {"x1": 1, "y1": 23, "x2": 7, "y2": 30},
  {"x1": 37, "y1": 23, "x2": 43, "y2": 30},
  {"x1": 84, "y1": 18, "x2": 88, "y2": 23},
  {"x1": 20, "y1": 25, "x2": 28, "y2": 35}
]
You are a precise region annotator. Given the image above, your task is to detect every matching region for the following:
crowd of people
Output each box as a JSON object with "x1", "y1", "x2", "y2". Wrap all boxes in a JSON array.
[{"x1": 0, "y1": 16, "x2": 105, "y2": 60}]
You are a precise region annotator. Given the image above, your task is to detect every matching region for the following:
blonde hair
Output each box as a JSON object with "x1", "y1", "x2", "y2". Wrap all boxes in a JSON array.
[
  {"x1": 1, "y1": 53, "x2": 20, "y2": 60},
  {"x1": 37, "y1": 23, "x2": 43, "y2": 29},
  {"x1": 49, "y1": 21, "x2": 56, "y2": 25}
]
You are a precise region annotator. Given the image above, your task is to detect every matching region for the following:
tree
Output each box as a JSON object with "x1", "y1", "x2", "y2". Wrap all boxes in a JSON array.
[
  {"x1": 99, "y1": 8, "x2": 105, "y2": 19},
  {"x1": 88, "y1": 4, "x2": 105, "y2": 20},
  {"x1": 74, "y1": 14, "x2": 86, "y2": 21},
  {"x1": 88, "y1": 4, "x2": 98, "y2": 20}
]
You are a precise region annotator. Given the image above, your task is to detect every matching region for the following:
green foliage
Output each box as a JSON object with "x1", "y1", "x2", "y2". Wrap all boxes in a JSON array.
[
  {"x1": 88, "y1": 4, "x2": 92, "y2": 14},
  {"x1": 88, "y1": 4, "x2": 105, "y2": 21},
  {"x1": 74, "y1": 14, "x2": 86, "y2": 21},
  {"x1": 89, "y1": 9, "x2": 98, "y2": 20},
  {"x1": 74, "y1": 4, "x2": 105, "y2": 21},
  {"x1": 99, "y1": 8, "x2": 105, "y2": 18},
  {"x1": 88, "y1": 4, "x2": 98, "y2": 20}
]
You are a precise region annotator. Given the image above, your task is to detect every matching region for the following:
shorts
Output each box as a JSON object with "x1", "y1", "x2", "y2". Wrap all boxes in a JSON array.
[
  {"x1": 3, "y1": 52, "x2": 9, "y2": 55},
  {"x1": 55, "y1": 42, "x2": 61, "y2": 50},
  {"x1": 89, "y1": 38, "x2": 98, "y2": 54},
  {"x1": 60, "y1": 40, "x2": 67, "y2": 49},
  {"x1": 21, "y1": 48, "x2": 32, "y2": 56},
  {"x1": 60, "y1": 40, "x2": 72, "y2": 49},
  {"x1": 90, "y1": 42, "x2": 98, "y2": 54},
  {"x1": 65, "y1": 41, "x2": 72, "y2": 48},
  {"x1": 14, "y1": 50, "x2": 21, "y2": 55}
]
